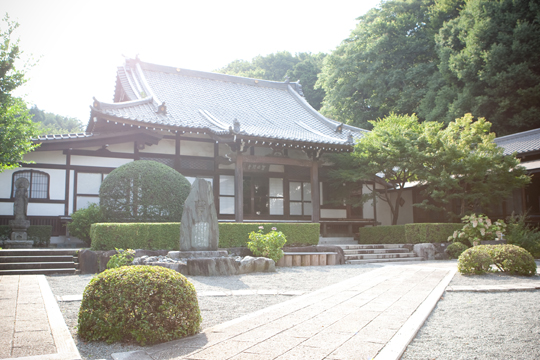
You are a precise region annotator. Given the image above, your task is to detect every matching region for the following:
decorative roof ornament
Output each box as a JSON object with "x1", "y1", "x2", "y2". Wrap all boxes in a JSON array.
[
  {"x1": 347, "y1": 131, "x2": 354, "y2": 145},
  {"x1": 157, "y1": 102, "x2": 167, "y2": 115},
  {"x1": 233, "y1": 118, "x2": 240, "y2": 134},
  {"x1": 294, "y1": 81, "x2": 304, "y2": 96},
  {"x1": 92, "y1": 97, "x2": 101, "y2": 110},
  {"x1": 284, "y1": 76, "x2": 290, "y2": 84},
  {"x1": 336, "y1": 123, "x2": 343, "y2": 133}
]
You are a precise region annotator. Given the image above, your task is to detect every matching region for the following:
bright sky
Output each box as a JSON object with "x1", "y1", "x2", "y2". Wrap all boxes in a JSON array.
[{"x1": 4, "y1": 0, "x2": 379, "y2": 126}]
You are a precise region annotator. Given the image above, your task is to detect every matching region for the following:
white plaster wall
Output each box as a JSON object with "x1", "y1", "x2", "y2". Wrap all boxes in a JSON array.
[
  {"x1": 269, "y1": 165, "x2": 284, "y2": 172},
  {"x1": 106, "y1": 142, "x2": 135, "y2": 153},
  {"x1": 321, "y1": 209, "x2": 347, "y2": 218},
  {"x1": 76, "y1": 196, "x2": 99, "y2": 211},
  {"x1": 375, "y1": 189, "x2": 414, "y2": 226},
  {"x1": 27, "y1": 203, "x2": 64, "y2": 216},
  {"x1": 254, "y1": 147, "x2": 273, "y2": 156},
  {"x1": 180, "y1": 140, "x2": 214, "y2": 157},
  {"x1": 0, "y1": 169, "x2": 16, "y2": 198},
  {"x1": 47, "y1": 169, "x2": 66, "y2": 200},
  {"x1": 71, "y1": 155, "x2": 133, "y2": 167},
  {"x1": 24, "y1": 151, "x2": 66, "y2": 165},
  {"x1": 140, "y1": 139, "x2": 175, "y2": 154},
  {"x1": 362, "y1": 184, "x2": 375, "y2": 219},
  {"x1": 0, "y1": 202, "x2": 13, "y2": 216}
]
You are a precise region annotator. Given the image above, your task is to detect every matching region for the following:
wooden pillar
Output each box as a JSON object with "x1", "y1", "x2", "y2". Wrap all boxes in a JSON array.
[
  {"x1": 64, "y1": 150, "x2": 71, "y2": 216},
  {"x1": 311, "y1": 160, "x2": 320, "y2": 223},
  {"x1": 235, "y1": 153, "x2": 244, "y2": 222}
]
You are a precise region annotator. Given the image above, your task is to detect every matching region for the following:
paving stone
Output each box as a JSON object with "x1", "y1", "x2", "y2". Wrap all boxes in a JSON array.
[
  {"x1": 15, "y1": 319, "x2": 51, "y2": 332},
  {"x1": 12, "y1": 330, "x2": 56, "y2": 357},
  {"x1": 274, "y1": 345, "x2": 333, "y2": 360},
  {"x1": 328, "y1": 339, "x2": 384, "y2": 360},
  {"x1": 239, "y1": 336, "x2": 307, "y2": 357},
  {"x1": 187, "y1": 340, "x2": 256, "y2": 360}
]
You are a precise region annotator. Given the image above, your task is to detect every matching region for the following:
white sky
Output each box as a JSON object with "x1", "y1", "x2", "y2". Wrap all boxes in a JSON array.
[{"x1": 3, "y1": 0, "x2": 379, "y2": 126}]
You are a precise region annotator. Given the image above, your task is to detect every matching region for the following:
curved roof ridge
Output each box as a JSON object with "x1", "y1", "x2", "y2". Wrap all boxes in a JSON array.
[
  {"x1": 295, "y1": 120, "x2": 346, "y2": 143},
  {"x1": 95, "y1": 96, "x2": 153, "y2": 110},
  {"x1": 130, "y1": 58, "x2": 292, "y2": 90},
  {"x1": 134, "y1": 61, "x2": 162, "y2": 107}
]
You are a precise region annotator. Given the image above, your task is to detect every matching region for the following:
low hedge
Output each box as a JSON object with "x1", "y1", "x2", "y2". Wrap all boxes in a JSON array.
[
  {"x1": 458, "y1": 244, "x2": 537, "y2": 276},
  {"x1": 0, "y1": 225, "x2": 52, "y2": 247},
  {"x1": 219, "y1": 223, "x2": 320, "y2": 248},
  {"x1": 90, "y1": 222, "x2": 320, "y2": 251},
  {"x1": 358, "y1": 223, "x2": 462, "y2": 244}
]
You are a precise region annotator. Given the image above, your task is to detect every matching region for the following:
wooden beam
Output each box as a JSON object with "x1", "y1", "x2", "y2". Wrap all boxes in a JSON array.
[
  {"x1": 243, "y1": 155, "x2": 313, "y2": 167},
  {"x1": 235, "y1": 153, "x2": 244, "y2": 222},
  {"x1": 311, "y1": 161, "x2": 320, "y2": 223}
]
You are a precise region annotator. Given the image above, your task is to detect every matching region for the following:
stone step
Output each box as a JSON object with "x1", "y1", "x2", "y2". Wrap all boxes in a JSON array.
[
  {"x1": 0, "y1": 268, "x2": 77, "y2": 275},
  {"x1": 318, "y1": 237, "x2": 357, "y2": 245},
  {"x1": 0, "y1": 249, "x2": 79, "y2": 256},
  {"x1": 0, "y1": 255, "x2": 76, "y2": 263},
  {"x1": 0, "y1": 262, "x2": 78, "y2": 270},
  {"x1": 346, "y1": 257, "x2": 425, "y2": 265},
  {"x1": 344, "y1": 253, "x2": 418, "y2": 261},
  {"x1": 343, "y1": 248, "x2": 410, "y2": 255},
  {"x1": 338, "y1": 244, "x2": 409, "y2": 250}
]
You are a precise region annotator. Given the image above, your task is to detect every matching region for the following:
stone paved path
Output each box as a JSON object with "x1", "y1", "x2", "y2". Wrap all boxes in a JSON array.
[
  {"x1": 114, "y1": 265, "x2": 455, "y2": 360},
  {"x1": 0, "y1": 275, "x2": 80, "y2": 360}
]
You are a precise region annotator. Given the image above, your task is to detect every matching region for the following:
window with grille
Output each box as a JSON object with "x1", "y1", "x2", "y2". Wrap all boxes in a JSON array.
[
  {"x1": 12, "y1": 170, "x2": 49, "y2": 199},
  {"x1": 289, "y1": 181, "x2": 312, "y2": 216}
]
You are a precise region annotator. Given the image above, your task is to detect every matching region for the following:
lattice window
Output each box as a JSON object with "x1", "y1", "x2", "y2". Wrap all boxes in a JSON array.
[
  {"x1": 12, "y1": 170, "x2": 49, "y2": 199},
  {"x1": 139, "y1": 157, "x2": 175, "y2": 168},
  {"x1": 180, "y1": 157, "x2": 214, "y2": 171}
]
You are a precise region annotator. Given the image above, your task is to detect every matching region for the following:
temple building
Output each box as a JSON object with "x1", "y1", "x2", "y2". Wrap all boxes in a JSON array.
[{"x1": 0, "y1": 58, "x2": 384, "y2": 246}]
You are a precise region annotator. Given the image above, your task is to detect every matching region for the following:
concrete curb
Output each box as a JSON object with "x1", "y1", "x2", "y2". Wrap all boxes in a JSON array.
[
  {"x1": 374, "y1": 267, "x2": 457, "y2": 360},
  {"x1": 446, "y1": 284, "x2": 540, "y2": 292}
]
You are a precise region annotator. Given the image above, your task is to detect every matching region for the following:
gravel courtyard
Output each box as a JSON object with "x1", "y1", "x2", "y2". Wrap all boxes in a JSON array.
[{"x1": 46, "y1": 261, "x2": 540, "y2": 360}]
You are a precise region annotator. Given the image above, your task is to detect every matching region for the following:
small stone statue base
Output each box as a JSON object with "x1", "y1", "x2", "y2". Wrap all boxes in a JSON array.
[{"x1": 4, "y1": 240, "x2": 34, "y2": 249}]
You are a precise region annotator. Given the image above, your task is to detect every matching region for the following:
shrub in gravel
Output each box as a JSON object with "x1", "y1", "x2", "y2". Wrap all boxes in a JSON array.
[
  {"x1": 446, "y1": 242, "x2": 469, "y2": 259},
  {"x1": 458, "y1": 244, "x2": 537, "y2": 276},
  {"x1": 458, "y1": 245, "x2": 493, "y2": 275},
  {"x1": 78, "y1": 265, "x2": 201, "y2": 345},
  {"x1": 488, "y1": 244, "x2": 536, "y2": 276}
]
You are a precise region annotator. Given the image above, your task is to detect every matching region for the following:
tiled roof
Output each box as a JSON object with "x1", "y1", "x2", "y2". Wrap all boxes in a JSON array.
[
  {"x1": 33, "y1": 133, "x2": 93, "y2": 141},
  {"x1": 91, "y1": 59, "x2": 368, "y2": 146},
  {"x1": 494, "y1": 128, "x2": 540, "y2": 155}
]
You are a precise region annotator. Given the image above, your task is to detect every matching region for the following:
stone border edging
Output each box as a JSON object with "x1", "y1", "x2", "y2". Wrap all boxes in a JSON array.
[
  {"x1": 374, "y1": 266, "x2": 457, "y2": 360},
  {"x1": 3, "y1": 276, "x2": 82, "y2": 360},
  {"x1": 446, "y1": 284, "x2": 540, "y2": 292}
]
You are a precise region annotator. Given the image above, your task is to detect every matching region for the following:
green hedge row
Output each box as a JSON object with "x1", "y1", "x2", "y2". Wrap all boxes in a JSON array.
[
  {"x1": 358, "y1": 223, "x2": 463, "y2": 244},
  {"x1": 90, "y1": 222, "x2": 320, "y2": 251},
  {"x1": 0, "y1": 225, "x2": 52, "y2": 247}
]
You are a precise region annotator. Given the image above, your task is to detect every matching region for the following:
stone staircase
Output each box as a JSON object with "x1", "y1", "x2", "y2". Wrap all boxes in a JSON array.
[
  {"x1": 339, "y1": 244, "x2": 424, "y2": 264},
  {"x1": 0, "y1": 249, "x2": 80, "y2": 275},
  {"x1": 318, "y1": 236, "x2": 358, "y2": 246}
]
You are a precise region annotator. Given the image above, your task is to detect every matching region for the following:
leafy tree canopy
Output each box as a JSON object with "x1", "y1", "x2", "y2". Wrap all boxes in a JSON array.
[
  {"x1": 215, "y1": 51, "x2": 326, "y2": 110},
  {"x1": 330, "y1": 113, "x2": 439, "y2": 225},
  {"x1": 417, "y1": 114, "x2": 530, "y2": 220},
  {"x1": 317, "y1": 0, "x2": 463, "y2": 129},
  {"x1": 0, "y1": 14, "x2": 38, "y2": 172},
  {"x1": 29, "y1": 105, "x2": 84, "y2": 134},
  {"x1": 420, "y1": 0, "x2": 540, "y2": 135}
]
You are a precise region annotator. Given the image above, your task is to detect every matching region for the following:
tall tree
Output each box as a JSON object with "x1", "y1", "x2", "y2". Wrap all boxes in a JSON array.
[
  {"x1": 29, "y1": 105, "x2": 84, "y2": 134},
  {"x1": 417, "y1": 114, "x2": 530, "y2": 220},
  {"x1": 0, "y1": 14, "x2": 38, "y2": 172},
  {"x1": 420, "y1": 0, "x2": 540, "y2": 135},
  {"x1": 216, "y1": 51, "x2": 326, "y2": 110},
  {"x1": 317, "y1": 0, "x2": 463, "y2": 129}
]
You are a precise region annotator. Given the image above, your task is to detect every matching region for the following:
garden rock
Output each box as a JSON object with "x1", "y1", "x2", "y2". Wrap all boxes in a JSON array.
[
  {"x1": 238, "y1": 256, "x2": 276, "y2": 274},
  {"x1": 413, "y1": 243, "x2": 437, "y2": 260},
  {"x1": 187, "y1": 257, "x2": 239, "y2": 276}
]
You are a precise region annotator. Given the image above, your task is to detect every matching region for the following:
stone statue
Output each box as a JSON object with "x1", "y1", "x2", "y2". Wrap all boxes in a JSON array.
[
  {"x1": 13, "y1": 177, "x2": 29, "y2": 221},
  {"x1": 8, "y1": 177, "x2": 32, "y2": 246},
  {"x1": 180, "y1": 178, "x2": 219, "y2": 251}
]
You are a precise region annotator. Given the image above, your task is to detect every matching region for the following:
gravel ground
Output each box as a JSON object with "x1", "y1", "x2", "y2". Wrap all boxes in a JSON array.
[
  {"x1": 46, "y1": 264, "x2": 379, "y2": 360},
  {"x1": 46, "y1": 261, "x2": 540, "y2": 360}
]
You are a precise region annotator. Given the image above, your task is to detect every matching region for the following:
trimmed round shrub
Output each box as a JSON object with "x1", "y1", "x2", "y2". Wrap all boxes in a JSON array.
[
  {"x1": 78, "y1": 266, "x2": 201, "y2": 345},
  {"x1": 99, "y1": 161, "x2": 191, "y2": 222},
  {"x1": 458, "y1": 245, "x2": 493, "y2": 275},
  {"x1": 488, "y1": 244, "x2": 537, "y2": 276},
  {"x1": 458, "y1": 245, "x2": 538, "y2": 276},
  {"x1": 446, "y1": 242, "x2": 469, "y2": 259}
]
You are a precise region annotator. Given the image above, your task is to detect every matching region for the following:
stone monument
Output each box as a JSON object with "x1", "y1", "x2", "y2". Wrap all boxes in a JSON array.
[
  {"x1": 7, "y1": 177, "x2": 33, "y2": 248},
  {"x1": 179, "y1": 178, "x2": 219, "y2": 251}
]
